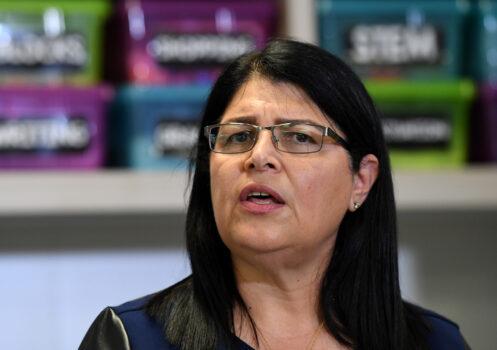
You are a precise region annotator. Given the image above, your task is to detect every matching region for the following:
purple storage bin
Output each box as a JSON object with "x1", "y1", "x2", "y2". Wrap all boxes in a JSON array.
[
  {"x1": 470, "y1": 84, "x2": 497, "y2": 163},
  {"x1": 106, "y1": 0, "x2": 277, "y2": 84},
  {"x1": 0, "y1": 86, "x2": 111, "y2": 169}
]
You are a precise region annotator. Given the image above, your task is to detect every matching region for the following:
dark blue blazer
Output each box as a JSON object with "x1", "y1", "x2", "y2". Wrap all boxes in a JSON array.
[{"x1": 79, "y1": 294, "x2": 470, "y2": 350}]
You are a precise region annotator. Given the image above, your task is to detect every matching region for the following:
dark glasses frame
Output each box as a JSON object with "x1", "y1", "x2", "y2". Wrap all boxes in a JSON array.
[{"x1": 203, "y1": 122, "x2": 350, "y2": 154}]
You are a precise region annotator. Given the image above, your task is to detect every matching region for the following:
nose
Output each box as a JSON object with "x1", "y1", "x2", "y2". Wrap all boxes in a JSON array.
[{"x1": 243, "y1": 128, "x2": 281, "y2": 171}]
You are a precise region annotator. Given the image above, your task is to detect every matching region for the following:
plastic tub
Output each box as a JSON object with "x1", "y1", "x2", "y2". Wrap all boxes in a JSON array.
[
  {"x1": 106, "y1": 0, "x2": 277, "y2": 84},
  {"x1": 468, "y1": 0, "x2": 497, "y2": 82},
  {"x1": 0, "y1": 86, "x2": 111, "y2": 169},
  {"x1": 0, "y1": 0, "x2": 110, "y2": 85},
  {"x1": 366, "y1": 80, "x2": 475, "y2": 168},
  {"x1": 318, "y1": 0, "x2": 470, "y2": 80},
  {"x1": 110, "y1": 85, "x2": 210, "y2": 169},
  {"x1": 470, "y1": 83, "x2": 497, "y2": 162}
]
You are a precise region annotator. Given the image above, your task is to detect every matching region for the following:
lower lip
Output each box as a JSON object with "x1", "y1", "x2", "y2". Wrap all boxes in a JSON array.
[{"x1": 240, "y1": 200, "x2": 285, "y2": 214}]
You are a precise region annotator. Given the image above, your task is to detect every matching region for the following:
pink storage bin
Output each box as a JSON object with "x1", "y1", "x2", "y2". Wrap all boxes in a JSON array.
[
  {"x1": 471, "y1": 84, "x2": 497, "y2": 163},
  {"x1": 0, "y1": 86, "x2": 112, "y2": 169},
  {"x1": 106, "y1": 0, "x2": 278, "y2": 84}
]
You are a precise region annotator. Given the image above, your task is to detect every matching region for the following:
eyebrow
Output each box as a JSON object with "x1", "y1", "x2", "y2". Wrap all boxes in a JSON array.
[
  {"x1": 222, "y1": 116, "x2": 257, "y2": 124},
  {"x1": 222, "y1": 116, "x2": 323, "y2": 125}
]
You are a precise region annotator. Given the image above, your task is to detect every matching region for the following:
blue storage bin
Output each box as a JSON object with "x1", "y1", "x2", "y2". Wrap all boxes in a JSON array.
[
  {"x1": 317, "y1": 0, "x2": 471, "y2": 80},
  {"x1": 111, "y1": 85, "x2": 210, "y2": 169}
]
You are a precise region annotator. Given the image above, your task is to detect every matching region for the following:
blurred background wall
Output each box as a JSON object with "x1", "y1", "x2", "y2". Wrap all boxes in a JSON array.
[{"x1": 0, "y1": 0, "x2": 496, "y2": 349}]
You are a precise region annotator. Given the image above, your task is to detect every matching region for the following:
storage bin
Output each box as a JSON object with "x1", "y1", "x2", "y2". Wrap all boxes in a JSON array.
[
  {"x1": 0, "y1": 86, "x2": 111, "y2": 169},
  {"x1": 0, "y1": 0, "x2": 110, "y2": 85},
  {"x1": 106, "y1": 0, "x2": 277, "y2": 84},
  {"x1": 366, "y1": 80, "x2": 475, "y2": 168},
  {"x1": 111, "y1": 85, "x2": 210, "y2": 169},
  {"x1": 468, "y1": 0, "x2": 497, "y2": 81},
  {"x1": 470, "y1": 83, "x2": 497, "y2": 162},
  {"x1": 317, "y1": 0, "x2": 470, "y2": 80}
]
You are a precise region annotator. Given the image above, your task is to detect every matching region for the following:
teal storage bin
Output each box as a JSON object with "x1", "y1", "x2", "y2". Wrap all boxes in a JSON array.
[
  {"x1": 366, "y1": 80, "x2": 475, "y2": 168},
  {"x1": 317, "y1": 0, "x2": 470, "y2": 80},
  {"x1": 111, "y1": 85, "x2": 210, "y2": 169},
  {"x1": 468, "y1": 0, "x2": 497, "y2": 81}
]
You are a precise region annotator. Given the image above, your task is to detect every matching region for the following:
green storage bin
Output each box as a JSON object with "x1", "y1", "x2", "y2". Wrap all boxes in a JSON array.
[
  {"x1": 0, "y1": 0, "x2": 110, "y2": 85},
  {"x1": 366, "y1": 80, "x2": 475, "y2": 168},
  {"x1": 317, "y1": 0, "x2": 471, "y2": 80}
]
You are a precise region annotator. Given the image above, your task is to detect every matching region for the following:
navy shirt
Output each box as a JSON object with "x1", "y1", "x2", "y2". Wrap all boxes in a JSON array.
[{"x1": 79, "y1": 294, "x2": 469, "y2": 350}]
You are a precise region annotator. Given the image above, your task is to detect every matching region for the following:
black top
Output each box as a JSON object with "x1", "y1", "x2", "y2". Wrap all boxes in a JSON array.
[{"x1": 79, "y1": 293, "x2": 470, "y2": 350}]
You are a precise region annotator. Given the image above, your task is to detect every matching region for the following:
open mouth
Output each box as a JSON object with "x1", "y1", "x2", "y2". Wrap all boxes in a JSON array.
[
  {"x1": 239, "y1": 184, "x2": 285, "y2": 211},
  {"x1": 246, "y1": 191, "x2": 282, "y2": 205}
]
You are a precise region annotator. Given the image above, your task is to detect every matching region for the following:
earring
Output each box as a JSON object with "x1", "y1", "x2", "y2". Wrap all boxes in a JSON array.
[{"x1": 353, "y1": 202, "x2": 360, "y2": 210}]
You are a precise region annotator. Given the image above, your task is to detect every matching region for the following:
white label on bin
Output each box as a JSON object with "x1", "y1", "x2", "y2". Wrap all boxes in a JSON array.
[
  {"x1": 381, "y1": 113, "x2": 452, "y2": 149},
  {"x1": 147, "y1": 33, "x2": 256, "y2": 67},
  {"x1": 153, "y1": 120, "x2": 199, "y2": 156},
  {"x1": 0, "y1": 117, "x2": 91, "y2": 153},
  {"x1": 346, "y1": 24, "x2": 442, "y2": 65},
  {"x1": 0, "y1": 33, "x2": 88, "y2": 69}
]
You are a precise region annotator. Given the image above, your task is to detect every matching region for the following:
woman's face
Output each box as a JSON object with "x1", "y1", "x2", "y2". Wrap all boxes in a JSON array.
[{"x1": 209, "y1": 76, "x2": 355, "y2": 266}]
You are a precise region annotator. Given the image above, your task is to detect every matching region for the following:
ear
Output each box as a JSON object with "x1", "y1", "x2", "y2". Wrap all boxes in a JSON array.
[{"x1": 349, "y1": 154, "x2": 379, "y2": 211}]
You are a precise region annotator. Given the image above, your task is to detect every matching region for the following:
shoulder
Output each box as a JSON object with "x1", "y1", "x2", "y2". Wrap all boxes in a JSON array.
[
  {"x1": 114, "y1": 294, "x2": 171, "y2": 347},
  {"x1": 418, "y1": 308, "x2": 470, "y2": 350},
  {"x1": 79, "y1": 293, "x2": 178, "y2": 350},
  {"x1": 112, "y1": 293, "x2": 158, "y2": 330}
]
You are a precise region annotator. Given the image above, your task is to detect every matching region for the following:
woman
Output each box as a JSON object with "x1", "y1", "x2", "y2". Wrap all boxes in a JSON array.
[{"x1": 80, "y1": 39, "x2": 469, "y2": 350}]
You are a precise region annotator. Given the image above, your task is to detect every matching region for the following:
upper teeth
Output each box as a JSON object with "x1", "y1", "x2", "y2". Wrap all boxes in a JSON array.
[{"x1": 248, "y1": 192, "x2": 270, "y2": 197}]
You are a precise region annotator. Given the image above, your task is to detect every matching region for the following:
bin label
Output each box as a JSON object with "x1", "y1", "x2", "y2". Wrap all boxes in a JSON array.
[
  {"x1": 153, "y1": 119, "x2": 199, "y2": 156},
  {"x1": 346, "y1": 24, "x2": 443, "y2": 66},
  {"x1": 0, "y1": 32, "x2": 88, "y2": 70},
  {"x1": 381, "y1": 112, "x2": 451, "y2": 149},
  {"x1": 0, "y1": 117, "x2": 91, "y2": 153},
  {"x1": 146, "y1": 33, "x2": 255, "y2": 67}
]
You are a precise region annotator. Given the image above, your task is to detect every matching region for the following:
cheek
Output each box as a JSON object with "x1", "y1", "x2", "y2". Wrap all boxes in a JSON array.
[
  {"x1": 292, "y1": 162, "x2": 352, "y2": 228},
  {"x1": 210, "y1": 165, "x2": 226, "y2": 212},
  {"x1": 209, "y1": 158, "x2": 240, "y2": 230}
]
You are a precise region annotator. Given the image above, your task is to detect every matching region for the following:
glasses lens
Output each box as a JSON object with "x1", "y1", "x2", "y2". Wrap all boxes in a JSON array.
[
  {"x1": 210, "y1": 124, "x2": 257, "y2": 153},
  {"x1": 275, "y1": 124, "x2": 324, "y2": 153}
]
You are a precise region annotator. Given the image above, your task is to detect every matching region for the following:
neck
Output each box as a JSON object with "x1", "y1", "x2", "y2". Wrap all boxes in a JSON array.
[{"x1": 232, "y1": 249, "x2": 331, "y2": 347}]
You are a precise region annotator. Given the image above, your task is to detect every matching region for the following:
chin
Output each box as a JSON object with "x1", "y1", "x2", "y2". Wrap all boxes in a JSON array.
[{"x1": 225, "y1": 227, "x2": 289, "y2": 255}]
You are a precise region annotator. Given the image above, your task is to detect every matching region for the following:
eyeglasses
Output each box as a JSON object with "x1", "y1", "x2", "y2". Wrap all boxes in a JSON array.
[{"x1": 203, "y1": 122, "x2": 349, "y2": 154}]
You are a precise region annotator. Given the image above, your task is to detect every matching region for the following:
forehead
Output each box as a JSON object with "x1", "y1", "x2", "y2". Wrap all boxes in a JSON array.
[{"x1": 219, "y1": 76, "x2": 334, "y2": 126}]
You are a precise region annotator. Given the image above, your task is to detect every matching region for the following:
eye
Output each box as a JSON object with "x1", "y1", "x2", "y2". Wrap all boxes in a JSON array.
[
  {"x1": 294, "y1": 132, "x2": 314, "y2": 144},
  {"x1": 282, "y1": 131, "x2": 318, "y2": 144},
  {"x1": 226, "y1": 131, "x2": 252, "y2": 144}
]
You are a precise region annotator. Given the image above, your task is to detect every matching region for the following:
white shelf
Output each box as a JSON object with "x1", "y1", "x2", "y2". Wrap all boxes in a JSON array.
[
  {"x1": 0, "y1": 170, "x2": 189, "y2": 216},
  {"x1": 393, "y1": 166, "x2": 497, "y2": 210},
  {"x1": 0, "y1": 167, "x2": 496, "y2": 216}
]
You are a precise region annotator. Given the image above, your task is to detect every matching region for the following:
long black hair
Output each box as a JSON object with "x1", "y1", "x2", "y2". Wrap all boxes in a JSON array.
[{"x1": 148, "y1": 38, "x2": 428, "y2": 350}]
